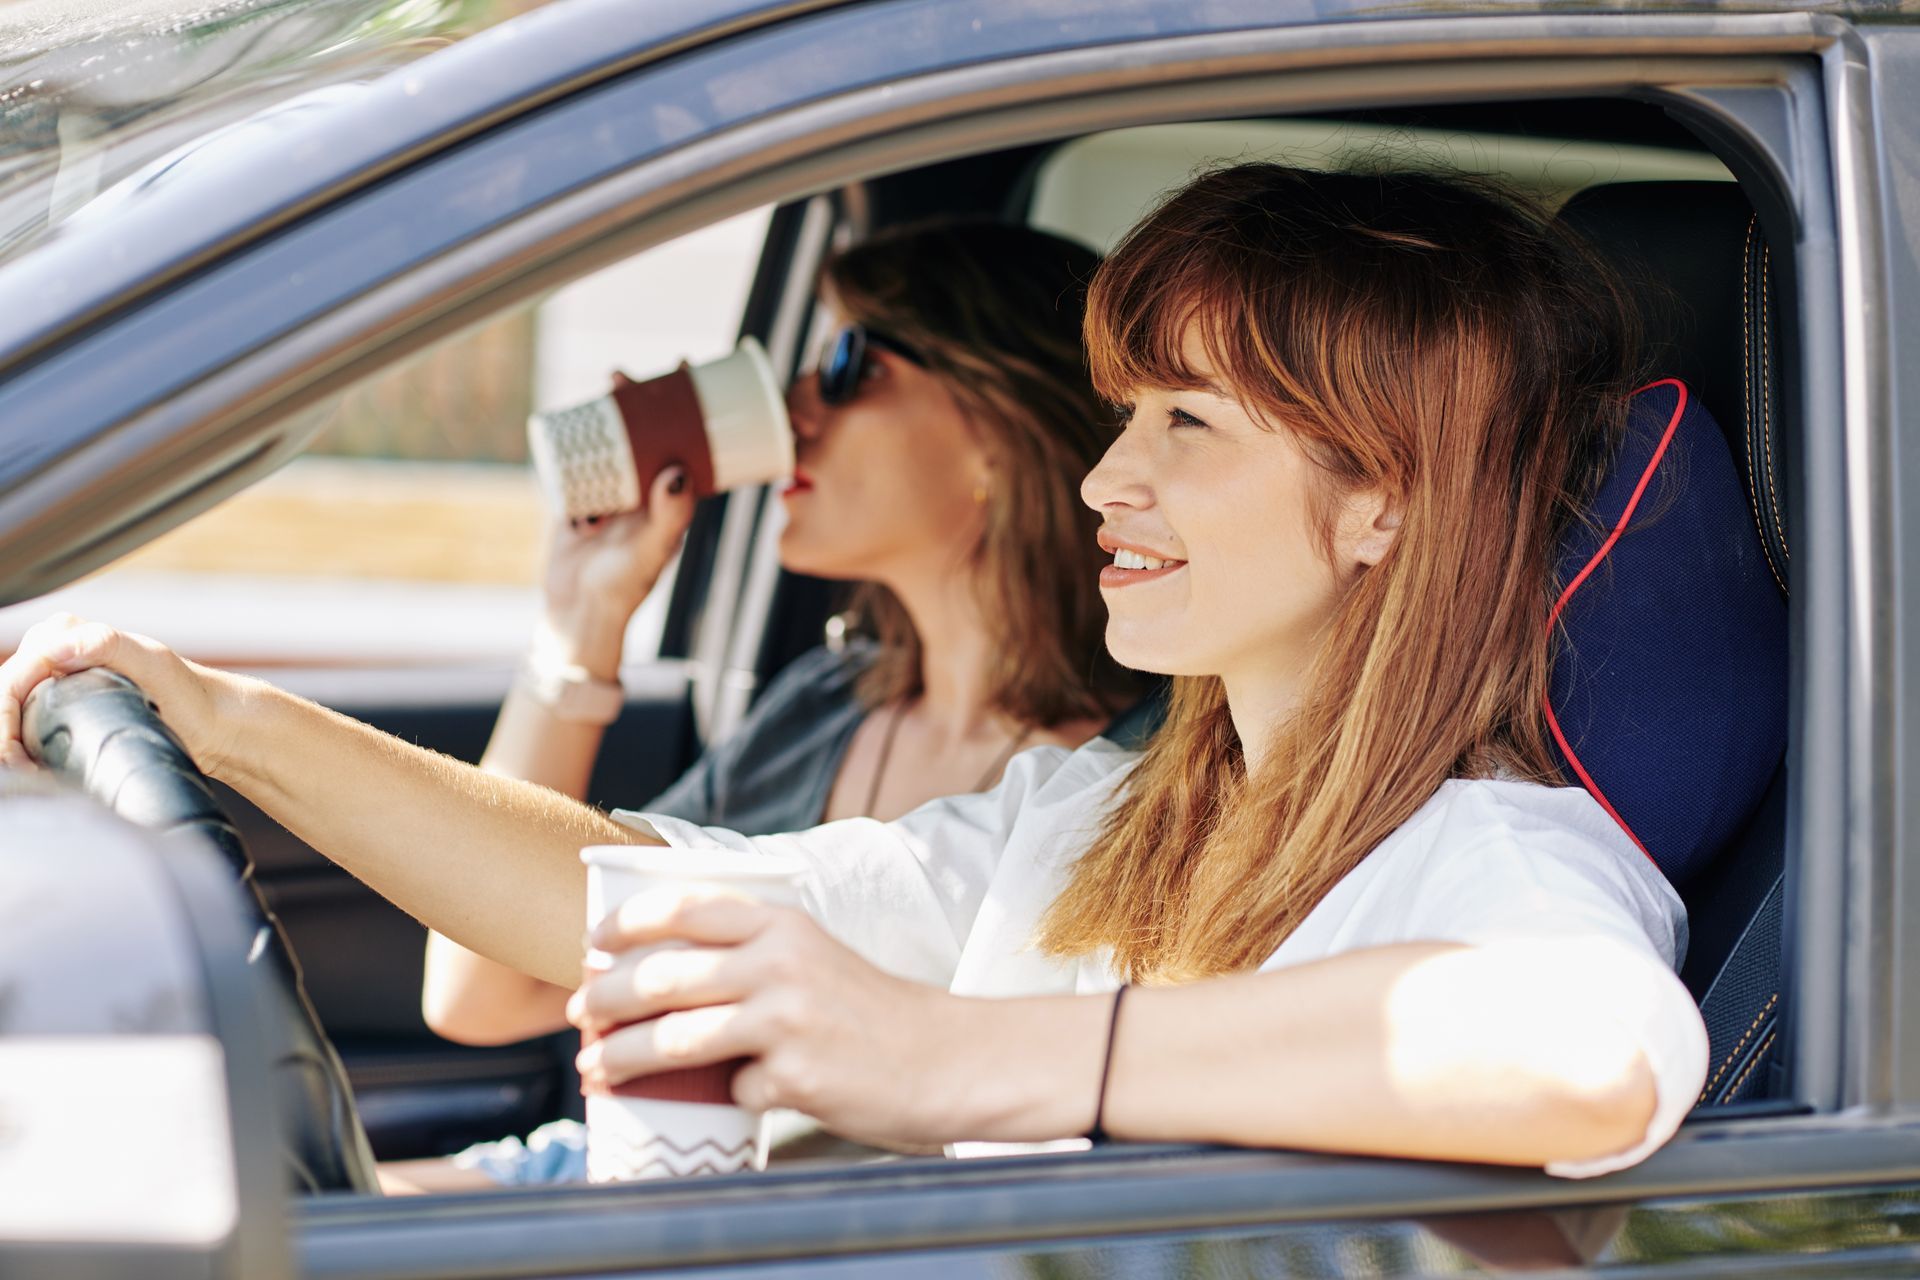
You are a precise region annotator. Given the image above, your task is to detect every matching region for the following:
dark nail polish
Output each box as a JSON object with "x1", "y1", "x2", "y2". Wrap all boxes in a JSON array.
[{"x1": 667, "y1": 471, "x2": 687, "y2": 496}]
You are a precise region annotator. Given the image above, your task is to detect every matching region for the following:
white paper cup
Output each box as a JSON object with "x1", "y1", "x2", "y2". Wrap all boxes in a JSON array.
[
  {"x1": 686, "y1": 338, "x2": 792, "y2": 493},
  {"x1": 579, "y1": 844, "x2": 805, "y2": 1182},
  {"x1": 528, "y1": 336, "x2": 793, "y2": 522}
]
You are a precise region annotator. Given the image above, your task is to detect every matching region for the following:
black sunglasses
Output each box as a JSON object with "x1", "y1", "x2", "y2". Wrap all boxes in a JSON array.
[{"x1": 817, "y1": 324, "x2": 925, "y2": 406}]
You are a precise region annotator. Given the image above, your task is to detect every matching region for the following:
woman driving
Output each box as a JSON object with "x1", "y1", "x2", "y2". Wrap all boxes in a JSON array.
[
  {"x1": 0, "y1": 163, "x2": 1708, "y2": 1176},
  {"x1": 406, "y1": 220, "x2": 1135, "y2": 1187}
]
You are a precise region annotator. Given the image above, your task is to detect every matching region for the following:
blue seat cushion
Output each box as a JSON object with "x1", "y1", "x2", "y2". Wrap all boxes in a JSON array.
[{"x1": 1546, "y1": 378, "x2": 1788, "y2": 887}]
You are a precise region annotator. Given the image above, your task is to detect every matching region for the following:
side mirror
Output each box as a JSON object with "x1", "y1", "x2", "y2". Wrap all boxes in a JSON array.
[{"x1": 0, "y1": 773, "x2": 293, "y2": 1280}]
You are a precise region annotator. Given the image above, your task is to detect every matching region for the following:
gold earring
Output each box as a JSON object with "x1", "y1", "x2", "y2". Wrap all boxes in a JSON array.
[{"x1": 972, "y1": 483, "x2": 989, "y2": 506}]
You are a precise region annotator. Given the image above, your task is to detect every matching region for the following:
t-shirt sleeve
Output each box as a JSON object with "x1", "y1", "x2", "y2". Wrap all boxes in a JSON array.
[
  {"x1": 611, "y1": 744, "x2": 1069, "y2": 989},
  {"x1": 1333, "y1": 783, "x2": 1709, "y2": 1179}
]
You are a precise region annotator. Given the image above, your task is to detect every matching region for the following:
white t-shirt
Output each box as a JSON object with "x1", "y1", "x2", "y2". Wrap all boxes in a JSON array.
[{"x1": 614, "y1": 735, "x2": 1709, "y2": 1179}]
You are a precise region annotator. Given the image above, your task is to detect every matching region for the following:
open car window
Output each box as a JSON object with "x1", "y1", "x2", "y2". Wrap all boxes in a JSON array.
[{"x1": 315, "y1": 103, "x2": 1795, "y2": 1196}]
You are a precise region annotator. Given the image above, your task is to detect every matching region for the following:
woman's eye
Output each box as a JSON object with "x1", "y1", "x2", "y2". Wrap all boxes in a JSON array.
[
  {"x1": 1168, "y1": 407, "x2": 1209, "y2": 429},
  {"x1": 1108, "y1": 401, "x2": 1135, "y2": 426}
]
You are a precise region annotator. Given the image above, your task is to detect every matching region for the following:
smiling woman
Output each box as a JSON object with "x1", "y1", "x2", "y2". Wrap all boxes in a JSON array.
[{"x1": 1051, "y1": 163, "x2": 1640, "y2": 979}]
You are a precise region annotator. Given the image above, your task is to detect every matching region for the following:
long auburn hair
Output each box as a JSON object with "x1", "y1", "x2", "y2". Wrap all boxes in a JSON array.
[
  {"x1": 1037, "y1": 164, "x2": 1642, "y2": 981},
  {"x1": 822, "y1": 221, "x2": 1138, "y2": 727}
]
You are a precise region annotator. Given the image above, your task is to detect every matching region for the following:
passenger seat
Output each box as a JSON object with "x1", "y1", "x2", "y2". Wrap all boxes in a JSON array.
[{"x1": 1557, "y1": 180, "x2": 1791, "y2": 1108}]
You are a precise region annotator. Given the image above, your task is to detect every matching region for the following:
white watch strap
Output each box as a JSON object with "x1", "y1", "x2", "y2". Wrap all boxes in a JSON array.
[{"x1": 518, "y1": 655, "x2": 626, "y2": 725}]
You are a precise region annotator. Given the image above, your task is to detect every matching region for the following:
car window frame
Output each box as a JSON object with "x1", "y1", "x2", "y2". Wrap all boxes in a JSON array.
[
  {"x1": 0, "y1": 0, "x2": 1898, "y2": 1262},
  {"x1": 1856, "y1": 22, "x2": 1920, "y2": 1118}
]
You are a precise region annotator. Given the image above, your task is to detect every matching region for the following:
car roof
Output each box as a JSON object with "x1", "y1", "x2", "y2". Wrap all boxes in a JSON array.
[
  {"x1": 0, "y1": 0, "x2": 553, "y2": 264},
  {"x1": 0, "y1": 0, "x2": 1911, "y2": 384},
  {"x1": 0, "y1": 0, "x2": 855, "y2": 375}
]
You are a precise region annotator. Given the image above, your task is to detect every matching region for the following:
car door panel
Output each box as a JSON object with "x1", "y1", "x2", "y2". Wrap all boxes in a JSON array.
[{"x1": 291, "y1": 1128, "x2": 1920, "y2": 1278}]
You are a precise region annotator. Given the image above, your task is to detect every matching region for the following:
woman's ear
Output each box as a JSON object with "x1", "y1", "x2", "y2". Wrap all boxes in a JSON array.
[
  {"x1": 1342, "y1": 488, "x2": 1404, "y2": 569},
  {"x1": 971, "y1": 450, "x2": 1004, "y2": 509}
]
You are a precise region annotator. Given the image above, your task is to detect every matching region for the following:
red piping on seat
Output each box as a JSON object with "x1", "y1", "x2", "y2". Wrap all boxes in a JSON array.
[{"x1": 1542, "y1": 377, "x2": 1690, "y2": 865}]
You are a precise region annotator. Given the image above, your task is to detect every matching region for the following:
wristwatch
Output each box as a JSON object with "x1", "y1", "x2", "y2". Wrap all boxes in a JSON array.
[{"x1": 517, "y1": 654, "x2": 626, "y2": 725}]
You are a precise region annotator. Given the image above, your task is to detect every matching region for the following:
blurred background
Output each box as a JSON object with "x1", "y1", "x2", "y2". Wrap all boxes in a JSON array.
[
  {"x1": 0, "y1": 207, "x2": 773, "y2": 665},
  {"x1": 4, "y1": 207, "x2": 772, "y2": 666}
]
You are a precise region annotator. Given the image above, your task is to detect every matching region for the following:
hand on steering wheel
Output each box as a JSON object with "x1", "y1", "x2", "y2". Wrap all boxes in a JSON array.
[
  {"x1": 0, "y1": 613, "x2": 238, "y2": 777},
  {"x1": 8, "y1": 632, "x2": 377, "y2": 1192}
]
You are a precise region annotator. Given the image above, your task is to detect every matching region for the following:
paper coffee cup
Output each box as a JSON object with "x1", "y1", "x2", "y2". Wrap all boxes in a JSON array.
[
  {"x1": 528, "y1": 336, "x2": 794, "y2": 522},
  {"x1": 579, "y1": 844, "x2": 806, "y2": 1182}
]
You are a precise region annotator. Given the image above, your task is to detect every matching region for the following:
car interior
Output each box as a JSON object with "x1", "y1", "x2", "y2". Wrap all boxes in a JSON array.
[{"x1": 189, "y1": 93, "x2": 1796, "y2": 1190}]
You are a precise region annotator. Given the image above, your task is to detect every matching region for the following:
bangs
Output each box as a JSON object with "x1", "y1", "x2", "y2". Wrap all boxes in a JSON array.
[
  {"x1": 1084, "y1": 237, "x2": 1270, "y2": 411},
  {"x1": 1084, "y1": 164, "x2": 1550, "y2": 450},
  {"x1": 1084, "y1": 198, "x2": 1332, "y2": 442}
]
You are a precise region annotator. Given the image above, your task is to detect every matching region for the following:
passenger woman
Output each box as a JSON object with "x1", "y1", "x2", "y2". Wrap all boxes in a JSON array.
[{"x1": 0, "y1": 164, "x2": 1707, "y2": 1174}]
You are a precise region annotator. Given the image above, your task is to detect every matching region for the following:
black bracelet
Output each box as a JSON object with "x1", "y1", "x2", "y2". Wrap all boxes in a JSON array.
[{"x1": 1088, "y1": 984, "x2": 1129, "y2": 1144}]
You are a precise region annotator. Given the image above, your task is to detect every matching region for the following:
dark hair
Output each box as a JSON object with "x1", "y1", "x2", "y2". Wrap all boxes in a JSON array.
[{"x1": 822, "y1": 220, "x2": 1139, "y2": 726}]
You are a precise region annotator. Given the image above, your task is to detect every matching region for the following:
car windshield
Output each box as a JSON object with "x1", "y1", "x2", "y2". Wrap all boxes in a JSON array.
[{"x1": 0, "y1": 0, "x2": 553, "y2": 267}]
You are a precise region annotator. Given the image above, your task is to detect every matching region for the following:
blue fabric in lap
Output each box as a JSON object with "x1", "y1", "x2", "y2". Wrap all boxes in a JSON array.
[{"x1": 1546, "y1": 379, "x2": 1788, "y2": 887}]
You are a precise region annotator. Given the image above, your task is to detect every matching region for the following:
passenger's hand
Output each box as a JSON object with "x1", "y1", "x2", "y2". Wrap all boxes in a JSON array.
[
  {"x1": 0, "y1": 613, "x2": 238, "y2": 775},
  {"x1": 569, "y1": 888, "x2": 980, "y2": 1149},
  {"x1": 539, "y1": 466, "x2": 697, "y2": 673}
]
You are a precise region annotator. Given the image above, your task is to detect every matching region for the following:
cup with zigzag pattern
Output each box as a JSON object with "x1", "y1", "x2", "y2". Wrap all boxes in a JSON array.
[{"x1": 579, "y1": 844, "x2": 807, "y2": 1181}]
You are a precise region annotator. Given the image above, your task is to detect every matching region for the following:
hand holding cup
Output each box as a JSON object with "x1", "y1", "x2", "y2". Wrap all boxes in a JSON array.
[
  {"x1": 571, "y1": 851, "x2": 986, "y2": 1170},
  {"x1": 537, "y1": 466, "x2": 697, "y2": 666},
  {"x1": 572, "y1": 847, "x2": 806, "y2": 1180},
  {"x1": 527, "y1": 337, "x2": 792, "y2": 523}
]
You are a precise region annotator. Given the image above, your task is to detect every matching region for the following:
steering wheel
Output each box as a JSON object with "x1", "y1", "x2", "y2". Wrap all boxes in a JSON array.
[{"x1": 23, "y1": 668, "x2": 378, "y2": 1194}]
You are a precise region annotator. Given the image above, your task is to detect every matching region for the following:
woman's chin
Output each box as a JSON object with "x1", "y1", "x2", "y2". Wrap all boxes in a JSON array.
[
  {"x1": 1103, "y1": 624, "x2": 1204, "y2": 678},
  {"x1": 1102, "y1": 634, "x2": 1172, "y2": 676},
  {"x1": 776, "y1": 533, "x2": 857, "y2": 582}
]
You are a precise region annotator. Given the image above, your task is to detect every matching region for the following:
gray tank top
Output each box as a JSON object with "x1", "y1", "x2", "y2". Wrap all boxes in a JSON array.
[
  {"x1": 642, "y1": 642, "x2": 874, "y2": 833},
  {"x1": 640, "y1": 640, "x2": 1163, "y2": 834}
]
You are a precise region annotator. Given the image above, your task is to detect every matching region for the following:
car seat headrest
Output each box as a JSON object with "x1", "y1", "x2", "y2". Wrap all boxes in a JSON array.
[
  {"x1": 1547, "y1": 379, "x2": 1787, "y2": 886},
  {"x1": 1557, "y1": 181, "x2": 1789, "y2": 596},
  {"x1": 1557, "y1": 183, "x2": 1752, "y2": 438}
]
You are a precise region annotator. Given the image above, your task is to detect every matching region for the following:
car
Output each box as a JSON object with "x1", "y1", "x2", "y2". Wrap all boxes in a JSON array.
[{"x1": 0, "y1": 0, "x2": 1912, "y2": 1275}]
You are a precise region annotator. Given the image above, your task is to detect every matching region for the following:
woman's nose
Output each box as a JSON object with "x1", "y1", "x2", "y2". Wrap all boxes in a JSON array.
[
  {"x1": 786, "y1": 377, "x2": 826, "y2": 441},
  {"x1": 1081, "y1": 421, "x2": 1153, "y2": 513}
]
